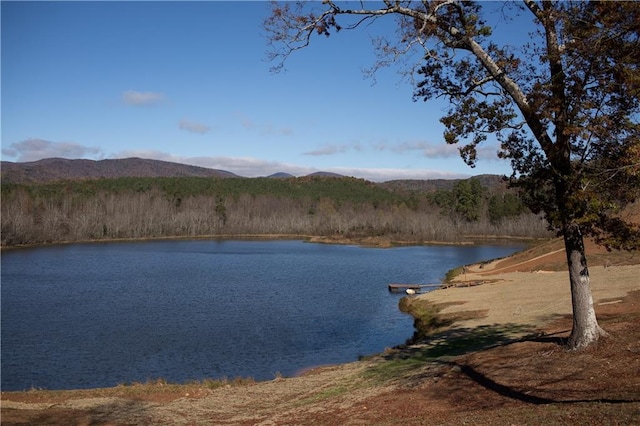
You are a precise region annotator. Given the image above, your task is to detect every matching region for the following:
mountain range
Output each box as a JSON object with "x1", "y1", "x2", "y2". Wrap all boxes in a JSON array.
[{"x1": 0, "y1": 157, "x2": 506, "y2": 191}]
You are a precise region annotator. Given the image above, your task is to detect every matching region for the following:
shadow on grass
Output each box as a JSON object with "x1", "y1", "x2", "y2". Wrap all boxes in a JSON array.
[
  {"x1": 445, "y1": 360, "x2": 638, "y2": 405},
  {"x1": 392, "y1": 322, "x2": 536, "y2": 360},
  {"x1": 364, "y1": 323, "x2": 639, "y2": 405},
  {"x1": 1, "y1": 399, "x2": 153, "y2": 426},
  {"x1": 364, "y1": 323, "x2": 536, "y2": 383}
]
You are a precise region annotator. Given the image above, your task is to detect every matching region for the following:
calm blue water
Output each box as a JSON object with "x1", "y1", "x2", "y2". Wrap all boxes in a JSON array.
[{"x1": 1, "y1": 240, "x2": 522, "y2": 391}]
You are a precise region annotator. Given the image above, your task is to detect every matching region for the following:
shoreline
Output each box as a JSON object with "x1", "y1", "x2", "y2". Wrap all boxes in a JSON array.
[
  {"x1": 9, "y1": 237, "x2": 631, "y2": 396},
  {"x1": 1, "y1": 233, "x2": 544, "y2": 252},
  {"x1": 3, "y1": 263, "x2": 638, "y2": 395},
  {"x1": 0, "y1": 236, "x2": 541, "y2": 395}
]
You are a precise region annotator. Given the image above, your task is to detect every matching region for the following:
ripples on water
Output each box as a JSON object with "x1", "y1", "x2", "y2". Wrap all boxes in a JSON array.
[{"x1": 1, "y1": 240, "x2": 522, "y2": 390}]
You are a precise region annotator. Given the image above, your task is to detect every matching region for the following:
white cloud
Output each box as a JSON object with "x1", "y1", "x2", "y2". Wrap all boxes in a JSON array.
[
  {"x1": 1, "y1": 139, "x2": 103, "y2": 162},
  {"x1": 327, "y1": 167, "x2": 469, "y2": 182},
  {"x1": 114, "y1": 150, "x2": 297, "y2": 177},
  {"x1": 303, "y1": 144, "x2": 347, "y2": 156},
  {"x1": 475, "y1": 144, "x2": 502, "y2": 161},
  {"x1": 374, "y1": 139, "x2": 502, "y2": 162},
  {"x1": 303, "y1": 141, "x2": 368, "y2": 156},
  {"x1": 122, "y1": 90, "x2": 166, "y2": 106},
  {"x1": 111, "y1": 150, "x2": 472, "y2": 181},
  {"x1": 179, "y1": 119, "x2": 210, "y2": 135},
  {"x1": 374, "y1": 140, "x2": 459, "y2": 158},
  {"x1": 114, "y1": 150, "x2": 188, "y2": 165}
]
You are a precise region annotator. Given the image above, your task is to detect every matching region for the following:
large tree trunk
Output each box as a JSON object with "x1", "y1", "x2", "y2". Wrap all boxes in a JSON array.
[{"x1": 563, "y1": 222, "x2": 607, "y2": 349}]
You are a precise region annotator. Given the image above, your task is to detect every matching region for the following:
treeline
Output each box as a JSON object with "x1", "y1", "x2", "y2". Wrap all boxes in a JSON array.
[
  {"x1": 0, "y1": 176, "x2": 551, "y2": 246},
  {"x1": 428, "y1": 178, "x2": 527, "y2": 225}
]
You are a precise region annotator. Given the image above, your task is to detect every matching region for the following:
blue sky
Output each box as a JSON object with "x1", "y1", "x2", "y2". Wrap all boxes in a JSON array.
[{"x1": 2, "y1": 1, "x2": 527, "y2": 181}]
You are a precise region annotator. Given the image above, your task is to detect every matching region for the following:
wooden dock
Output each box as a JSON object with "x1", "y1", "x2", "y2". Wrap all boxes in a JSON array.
[
  {"x1": 388, "y1": 279, "x2": 497, "y2": 294},
  {"x1": 388, "y1": 283, "x2": 443, "y2": 294}
]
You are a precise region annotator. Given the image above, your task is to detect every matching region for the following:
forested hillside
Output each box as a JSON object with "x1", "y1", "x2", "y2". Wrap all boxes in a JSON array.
[
  {"x1": 0, "y1": 158, "x2": 237, "y2": 183},
  {"x1": 1, "y1": 175, "x2": 551, "y2": 247}
]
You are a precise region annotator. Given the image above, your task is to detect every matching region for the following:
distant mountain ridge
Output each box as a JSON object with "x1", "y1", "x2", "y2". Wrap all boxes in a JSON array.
[
  {"x1": 267, "y1": 172, "x2": 295, "y2": 179},
  {"x1": 1, "y1": 158, "x2": 239, "y2": 184},
  {"x1": 1, "y1": 157, "x2": 505, "y2": 190},
  {"x1": 1, "y1": 158, "x2": 356, "y2": 184}
]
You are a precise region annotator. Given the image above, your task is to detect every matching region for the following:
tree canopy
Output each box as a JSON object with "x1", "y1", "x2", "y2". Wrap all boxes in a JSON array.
[{"x1": 265, "y1": 0, "x2": 640, "y2": 348}]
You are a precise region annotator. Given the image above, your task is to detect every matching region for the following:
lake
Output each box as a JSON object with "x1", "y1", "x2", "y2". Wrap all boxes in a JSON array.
[{"x1": 1, "y1": 239, "x2": 523, "y2": 391}]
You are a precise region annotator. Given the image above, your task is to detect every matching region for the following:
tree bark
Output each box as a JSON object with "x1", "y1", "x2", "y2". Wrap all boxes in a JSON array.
[{"x1": 563, "y1": 222, "x2": 607, "y2": 349}]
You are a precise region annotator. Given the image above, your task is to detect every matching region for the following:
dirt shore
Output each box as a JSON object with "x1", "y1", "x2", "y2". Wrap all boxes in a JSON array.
[
  {"x1": 2, "y1": 240, "x2": 639, "y2": 425},
  {"x1": 421, "y1": 243, "x2": 640, "y2": 330}
]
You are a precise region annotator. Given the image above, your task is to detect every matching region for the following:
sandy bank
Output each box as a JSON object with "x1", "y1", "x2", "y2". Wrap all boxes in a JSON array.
[{"x1": 419, "y1": 264, "x2": 640, "y2": 329}]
